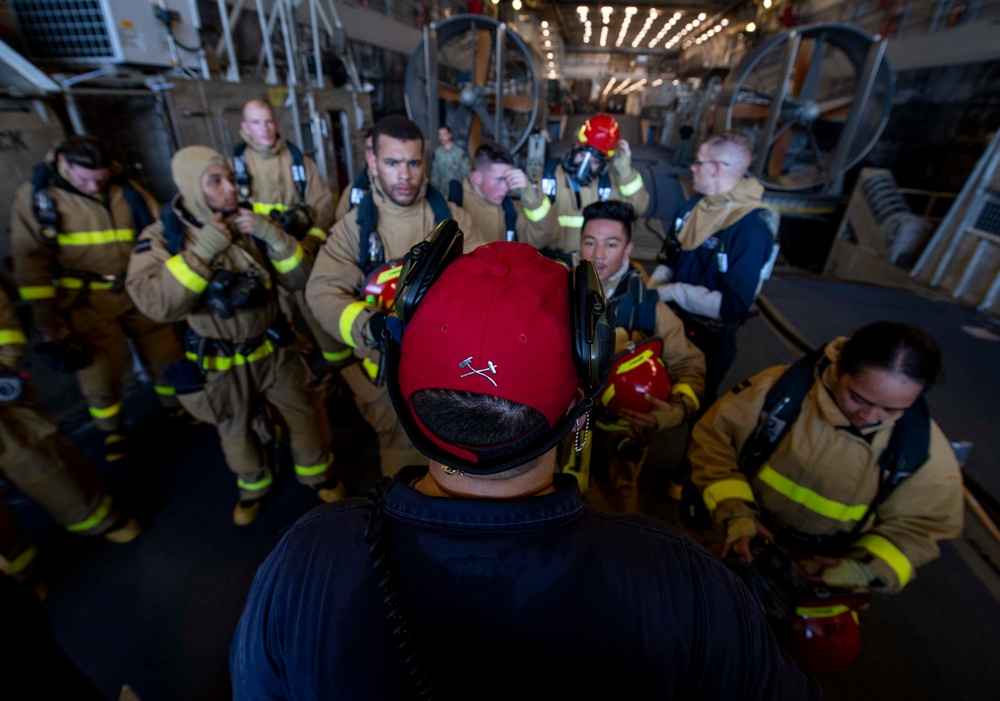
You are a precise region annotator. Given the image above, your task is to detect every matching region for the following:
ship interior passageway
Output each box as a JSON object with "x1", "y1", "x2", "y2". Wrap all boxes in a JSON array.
[{"x1": 4, "y1": 136, "x2": 999, "y2": 701}]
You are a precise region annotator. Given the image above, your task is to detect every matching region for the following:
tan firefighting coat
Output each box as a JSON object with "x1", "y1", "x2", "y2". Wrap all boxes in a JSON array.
[
  {"x1": 457, "y1": 178, "x2": 551, "y2": 247},
  {"x1": 237, "y1": 133, "x2": 348, "y2": 362},
  {"x1": 688, "y1": 338, "x2": 964, "y2": 592},
  {"x1": 523, "y1": 164, "x2": 649, "y2": 254},
  {"x1": 10, "y1": 164, "x2": 160, "y2": 325},
  {"x1": 305, "y1": 175, "x2": 483, "y2": 474}
]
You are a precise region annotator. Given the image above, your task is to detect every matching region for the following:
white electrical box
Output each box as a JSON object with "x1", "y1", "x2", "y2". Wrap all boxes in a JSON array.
[{"x1": 9, "y1": 0, "x2": 202, "y2": 69}]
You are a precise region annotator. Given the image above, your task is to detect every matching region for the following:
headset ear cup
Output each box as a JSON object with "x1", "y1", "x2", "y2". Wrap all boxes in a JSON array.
[
  {"x1": 395, "y1": 220, "x2": 464, "y2": 324},
  {"x1": 571, "y1": 261, "x2": 615, "y2": 396}
]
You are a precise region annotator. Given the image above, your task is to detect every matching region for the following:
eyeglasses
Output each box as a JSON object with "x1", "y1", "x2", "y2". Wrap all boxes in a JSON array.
[{"x1": 691, "y1": 159, "x2": 730, "y2": 167}]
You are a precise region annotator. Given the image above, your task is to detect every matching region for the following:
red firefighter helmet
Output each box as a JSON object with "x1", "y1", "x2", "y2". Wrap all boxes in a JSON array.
[
  {"x1": 599, "y1": 338, "x2": 671, "y2": 416},
  {"x1": 362, "y1": 260, "x2": 404, "y2": 313},
  {"x1": 578, "y1": 114, "x2": 621, "y2": 157},
  {"x1": 786, "y1": 601, "x2": 864, "y2": 678}
]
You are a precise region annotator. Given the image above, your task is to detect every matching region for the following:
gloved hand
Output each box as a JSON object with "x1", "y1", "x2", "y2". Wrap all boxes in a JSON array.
[
  {"x1": 252, "y1": 215, "x2": 289, "y2": 250},
  {"x1": 0, "y1": 345, "x2": 23, "y2": 370},
  {"x1": 618, "y1": 393, "x2": 687, "y2": 431},
  {"x1": 657, "y1": 283, "x2": 679, "y2": 304},
  {"x1": 189, "y1": 213, "x2": 232, "y2": 264},
  {"x1": 820, "y1": 558, "x2": 875, "y2": 588},
  {"x1": 648, "y1": 264, "x2": 672, "y2": 287},
  {"x1": 613, "y1": 139, "x2": 633, "y2": 178},
  {"x1": 725, "y1": 514, "x2": 759, "y2": 544}
]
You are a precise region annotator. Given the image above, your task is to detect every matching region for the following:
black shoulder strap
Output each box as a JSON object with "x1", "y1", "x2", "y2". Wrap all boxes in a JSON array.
[
  {"x1": 232, "y1": 143, "x2": 251, "y2": 200},
  {"x1": 501, "y1": 196, "x2": 517, "y2": 242},
  {"x1": 542, "y1": 159, "x2": 558, "y2": 202},
  {"x1": 162, "y1": 206, "x2": 186, "y2": 255},
  {"x1": 119, "y1": 178, "x2": 155, "y2": 235},
  {"x1": 447, "y1": 179, "x2": 463, "y2": 206},
  {"x1": 877, "y1": 395, "x2": 930, "y2": 494},
  {"x1": 425, "y1": 185, "x2": 452, "y2": 225},
  {"x1": 285, "y1": 140, "x2": 307, "y2": 200},
  {"x1": 30, "y1": 162, "x2": 60, "y2": 234},
  {"x1": 609, "y1": 269, "x2": 657, "y2": 337},
  {"x1": 356, "y1": 189, "x2": 384, "y2": 275},
  {"x1": 739, "y1": 346, "x2": 827, "y2": 476},
  {"x1": 598, "y1": 171, "x2": 612, "y2": 201}
]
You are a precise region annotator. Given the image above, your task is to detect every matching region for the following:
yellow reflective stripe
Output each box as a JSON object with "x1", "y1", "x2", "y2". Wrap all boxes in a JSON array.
[
  {"x1": 376, "y1": 265, "x2": 402, "y2": 285},
  {"x1": 558, "y1": 215, "x2": 585, "y2": 229},
  {"x1": 66, "y1": 494, "x2": 114, "y2": 533},
  {"x1": 323, "y1": 348, "x2": 353, "y2": 362},
  {"x1": 295, "y1": 455, "x2": 332, "y2": 477},
  {"x1": 758, "y1": 464, "x2": 869, "y2": 522},
  {"x1": 252, "y1": 202, "x2": 287, "y2": 215},
  {"x1": 154, "y1": 384, "x2": 176, "y2": 397},
  {"x1": 523, "y1": 197, "x2": 551, "y2": 222},
  {"x1": 618, "y1": 173, "x2": 644, "y2": 197},
  {"x1": 57, "y1": 277, "x2": 115, "y2": 290},
  {"x1": 0, "y1": 330, "x2": 27, "y2": 345},
  {"x1": 237, "y1": 474, "x2": 274, "y2": 491},
  {"x1": 5, "y1": 545, "x2": 38, "y2": 576},
  {"x1": 56, "y1": 229, "x2": 134, "y2": 246},
  {"x1": 272, "y1": 243, "x2": 304, "y2": 274},
  {"x1": 856, "y1": 533, "x2": 913, "y2": 588},
  {"x1": 362, "y1": 357, "x2": 379, "y2": 380},
  {"x1": 89, "y1": 401, "x2": 123, "y2": 420},
  {"x1": 795, "y1": 604, "x2": 850, "y2": 618},
  {"x1": 166, "y1": 254, "x2": 210, "y2": 294},
  {"x1": 307, "y1": 227, "x2": 327, "y2": 241},
  {"x1": 185, "y1": 339, "x2": 275, "y2": 372},
  {"x1": 616, "y1": 348, "x2": 655, "y2": 374},
  {"x1": 599, "y1": 383, "x2": 615, "y2": 406},
  {"x1": 339, "y1": 301, "x2": 375, "y2": 349},
  {"x1": 671, "y1": 382, "x2": 701, "y2": 412},
  {"x1": 19, "y1": 285, "x2": 56, "y2": 300},
  {"x1": 702, "y1": 478, "x2": 756, "y2": 512}
]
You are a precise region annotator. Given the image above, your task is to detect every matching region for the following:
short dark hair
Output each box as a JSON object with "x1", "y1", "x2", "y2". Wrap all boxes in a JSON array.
[
  {"x1": 582, "y1": 200, "x2": 635, "y2": 243},
  {"x1": 438, "y1": 125, "x2": 452, "y2": 135},
  {"x1": 410, "y1": 389, "x2": 546, "y2": 448},
  {"x1": 372, "y1": 115, "x2": 424, "y2": 154},
  {"x1": 473, "y1": 141, "x2": 514, "y2": 171},
  {"x1": 839, "y1": 321, "x2": 943, "y2": 391},
  {"x1": 58, "y1": 135, "x2": 112, "y2": 170}
]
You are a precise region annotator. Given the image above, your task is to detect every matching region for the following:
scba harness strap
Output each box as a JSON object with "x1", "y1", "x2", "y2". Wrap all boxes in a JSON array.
[
  {"x1": 447, "y1": 179, "x2": 518, "y2": 242},
  {"x1": 738, "y1": 346, "x2": 931, "y2": 556},
  {"x1": 356, "y1": 185, "x2": 452, "y2": 276},
  {"x1": 608, "y1": 267, "x2": 658, "y2": 339},
  {"x1": 232, "y1": 141, "x2": 307, "y2": 202},
  {"x1": 30, "y1": 162, "x2": 155, "y2": 245},
  {"x1": 541, "y1": 159, "x2": 611, "y2": 205}
]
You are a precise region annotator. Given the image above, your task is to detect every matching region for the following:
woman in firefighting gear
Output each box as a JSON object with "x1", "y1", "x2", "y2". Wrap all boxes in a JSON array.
[
  {"x1": 125, "y1": 146, "x2": 343, "y2": 526},
  {"x1": 0, "y1": 287, "x2": 140, "y2": 586},
  {"x1": 524, "y1": 114, "x2": 649, "y2": 255},
  {"x1": 9, "y1": 136, "x2": 184, "y2": 462},
  {"x1": 688, "y1": 321, "x2": 963, "y2": 593}
]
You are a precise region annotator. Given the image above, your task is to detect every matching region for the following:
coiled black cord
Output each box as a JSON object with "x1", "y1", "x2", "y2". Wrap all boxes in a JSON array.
[{"x1": 364, "y1": 478, "x2": 438, "y2": 700}]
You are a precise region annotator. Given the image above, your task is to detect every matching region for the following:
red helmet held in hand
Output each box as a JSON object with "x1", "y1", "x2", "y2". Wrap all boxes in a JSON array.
[
  {"x1": 578, "y1": 114, "x2": 621, "y2": 157},
  {"x1": 600, "y1": 338, "x2": 671, "y2": 416},
  {"x1": 362, "y1": 260, "x2": 404, "y2": 313}
]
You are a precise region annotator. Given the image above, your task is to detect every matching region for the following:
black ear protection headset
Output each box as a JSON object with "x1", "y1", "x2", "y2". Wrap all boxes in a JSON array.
[{"x1": 377, "y1": 219, "x2": 616, "y2": 475}]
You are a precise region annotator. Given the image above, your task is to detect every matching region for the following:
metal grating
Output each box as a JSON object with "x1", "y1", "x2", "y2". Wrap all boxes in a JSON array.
[
  {"x1": 974, "y1": 194, "x2": 1000, "y2": 236},
  {"x1": 10, "y1": 0, "x2": 115, "y2": 61}
]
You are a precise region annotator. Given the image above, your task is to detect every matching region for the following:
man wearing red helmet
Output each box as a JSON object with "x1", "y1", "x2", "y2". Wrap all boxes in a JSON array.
[
  {"x1": 525, "y1": 114, "x2": 649, "y2": 256},
  {"x1": 231, "y1": 236, "x2": 820, "y2": 700},
  {"x1": 571, "y1": 200, "x2": 705, "y2": 513}
]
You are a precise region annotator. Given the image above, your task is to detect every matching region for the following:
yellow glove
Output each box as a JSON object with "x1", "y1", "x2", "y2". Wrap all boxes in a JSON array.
[
  {"x1": 613, "y1": 148, "x2": 632, "y2": 178},
  {"x1": 190, "y1": 217, "x2": 232, "y2": 264},
  {"x1": 725, "y1": 514, "x2": 758, "y2": 544},
  {"x1": 821, "y1": 558, "x2": 875, "y2": 588},
  {"x1": 652, "y1": 396, "x2": 689, "y2": 430},
  {"x1": 0, "y1": 345, "x2": 23, "y2": 370}
]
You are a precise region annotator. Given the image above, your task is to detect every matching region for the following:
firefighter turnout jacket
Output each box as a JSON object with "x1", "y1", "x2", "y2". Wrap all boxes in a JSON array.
[{"x1": 688, "y1": 338, "x2": 964, "y2": 592}]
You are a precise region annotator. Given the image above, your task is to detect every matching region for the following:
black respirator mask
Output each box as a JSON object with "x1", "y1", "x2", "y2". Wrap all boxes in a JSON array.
[{"x1": 562, "y1": 145, "x2": 609, "y2": 186}]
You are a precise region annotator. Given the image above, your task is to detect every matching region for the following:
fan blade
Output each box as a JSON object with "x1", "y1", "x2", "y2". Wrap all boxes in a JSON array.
[
  {"x1": 791, "y1": 38, "x2": 813, "y2": 98},
  {"x1": 474, "y1": 29, "x2": 491, "y2": 87},
  {"x1": 470, "y1": 113, "x2": 483, "y2": 154},
  {"x1": 817, "y1": 95, "x2": 854, "y2": 121},
  {"x1": 497, "y1": 94, "x2": 535, "y2": 112},
  {"x1": 438, "y1": 85, "x2": 460, "y2": 101},
  {"x1": 768, "y1": 130, "x2": 792, "y2": 179},
  {"x1": 731, "y1": 103, "x2": 771, "y2": 120}
]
